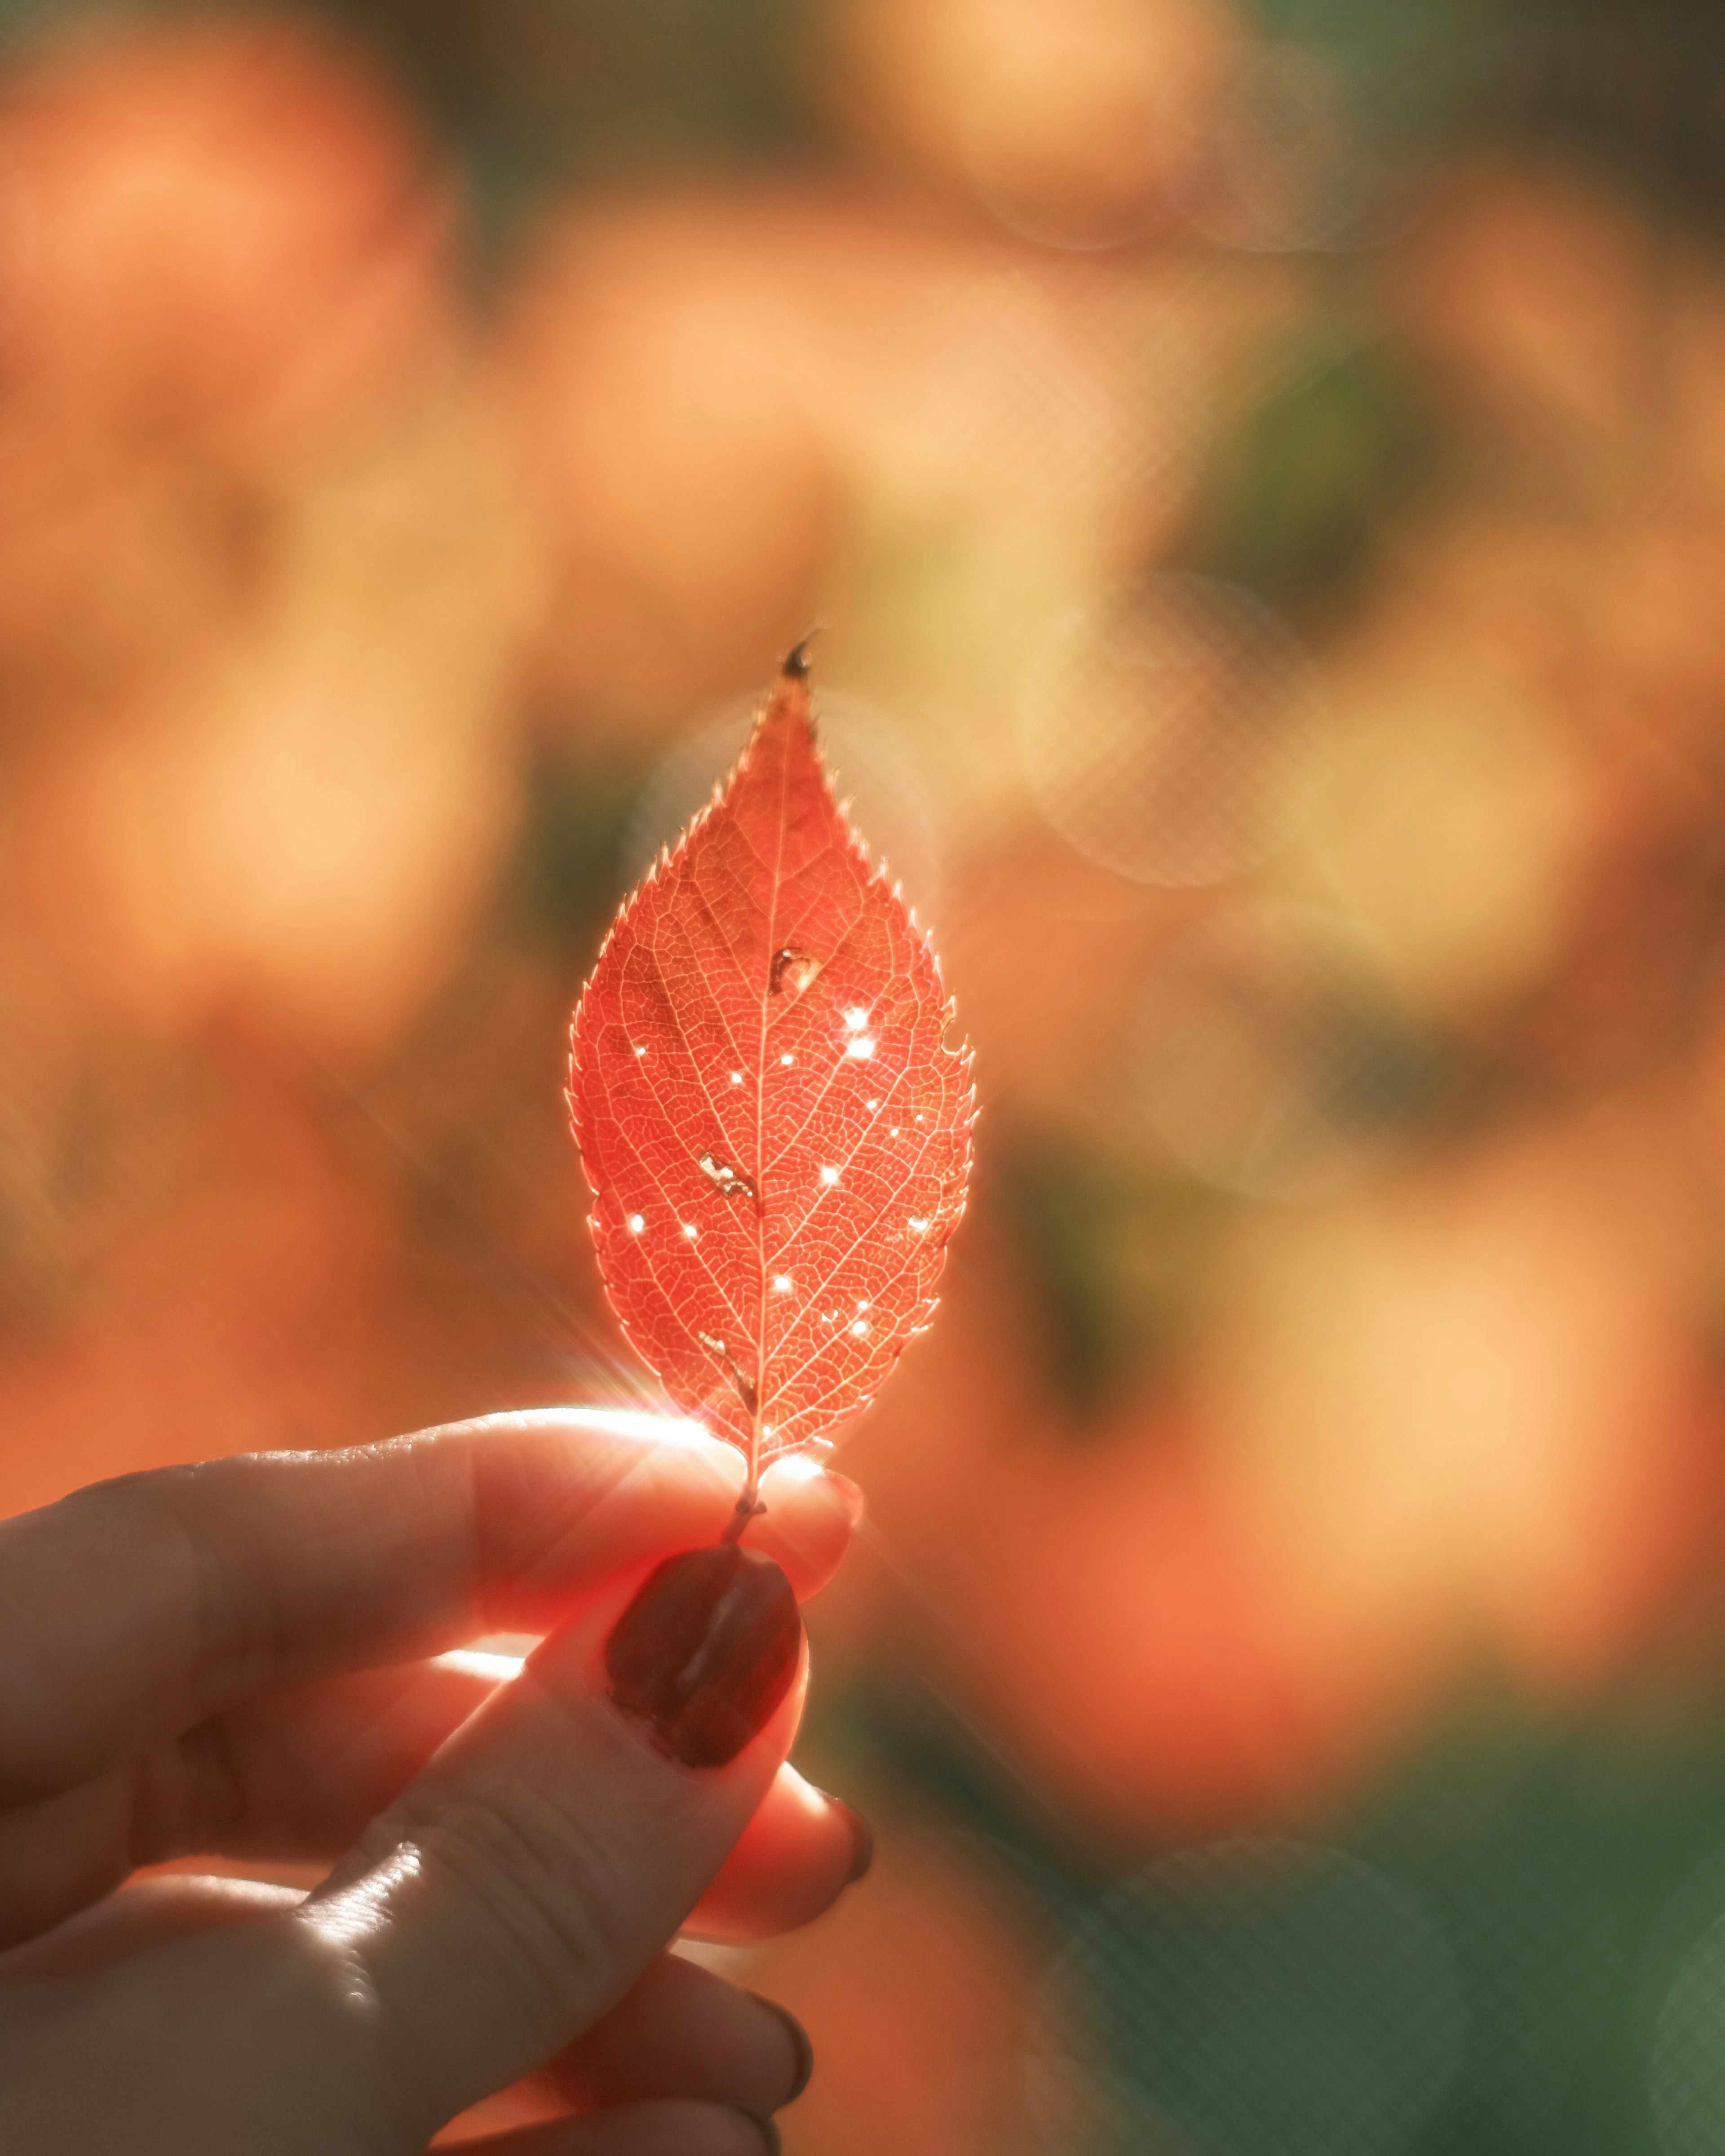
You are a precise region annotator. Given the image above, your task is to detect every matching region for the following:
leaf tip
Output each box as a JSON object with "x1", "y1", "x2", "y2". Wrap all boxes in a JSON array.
[{"x1": 781, "y1": 626, "x2": 823, "y2": 680}]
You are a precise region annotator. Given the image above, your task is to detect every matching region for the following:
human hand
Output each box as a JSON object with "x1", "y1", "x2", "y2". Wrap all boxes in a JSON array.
[{"x1": 0, "y1": 1409, "x2": 867, "y2": 2153}]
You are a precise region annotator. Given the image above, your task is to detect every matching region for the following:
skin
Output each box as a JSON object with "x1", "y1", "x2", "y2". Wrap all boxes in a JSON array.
[{"x1": 0, "y1": 1409, "x2": 867, "y2": 2153}]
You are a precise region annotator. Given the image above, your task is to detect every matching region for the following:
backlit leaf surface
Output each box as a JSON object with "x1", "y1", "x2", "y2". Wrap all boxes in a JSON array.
[{"x1": 569, "y1": 657, "x2": 972, "y2": 1467}]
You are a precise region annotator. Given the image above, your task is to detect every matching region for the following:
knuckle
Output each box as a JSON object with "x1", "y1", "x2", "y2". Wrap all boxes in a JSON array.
[{"x1": 405, "y1": 1788, "x2": 630, "y2": 2023}]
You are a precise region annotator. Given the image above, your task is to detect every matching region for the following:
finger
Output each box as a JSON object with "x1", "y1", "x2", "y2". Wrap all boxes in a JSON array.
[
  {"x1": 0, "y1": 1875, "x2": 300, "y2": 1981},
  {"x1": 0, "y1": 1410, "x2": 856, "y2": 1803},
  {"x1": 2, "y1": 1619, "x2": 865, "y2": 1948},
  {"x1": 184, "y1": 1455, "x2": 854, "y2": 1863},
  {"x1": 537, "y1": 1950, "x2": 809, "y2": 2115},
  {"x1": 683, "y1": 1764, "x2": 870, "y2": 1941},
  {"x1": 150, "y1": 1660, "x2": 504, "y2": 1859},
  {"x1": 289, "y1": 1548, "x2": 806, "y2": 2136},
  {"x1": 457, "y1": 2101, "x2": 778, "y2": 2156},
  {"x1": 182, "y1": 1669, "x2": 865, "y2": 1936},
  {"x1": 0, "y1": 1770, "x2": 132, "y2": 1950},
  {"x1": 0, "y1": 1408, "x2": 738, "y2": 1799},
  {"x1": 0, "y1": 1728, "x2": 860, "y2": 1956},
  {"x1": 192, "y1": 1670, "x2": 865, "y2": 1931},
  {"x1": 748, "y1": 1452, "x2": 861, "y2": 1603},
  {"x1": 1, "y1": 1886, "x2": 812, "y2": 2124},
  {"x1": 0, "y1": 1661, "x2": 496, "y2": 1950}
]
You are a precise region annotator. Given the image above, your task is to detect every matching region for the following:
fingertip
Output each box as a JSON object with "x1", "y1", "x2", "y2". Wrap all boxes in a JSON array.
[
  {"x1": 482, "y1": 2097, "x2": 780, "y2": 2153},
  {"x1": 681, "y1": 1763, "x2": 866, "y2": 1940},
  {"x1": 749, "y1": 1458, "x2": 862, "y2": 1600},
  {"x1": 601, "y1": 1546, "x2": 803, "y2": 1771},
  {"x1": 734, "y1": 2107, "x2": 782, "y2": 2155},
  {"x1": 824, "y1": 1470, "x2": 865, "y2": 1530},
  {"x1": 787, "y1": 1462, "x2": 865, "y2": 1530},
  {"x1": 472, "y1": 1415, "x2": 750, "y2": 1628},
  {"x1": 541, "y1": 1951, "x2": 810, "y2": 2119},
  {"x1": 747, "y1": 1994, "x2": 814, "y2": 2103},
  {"x1": 829, "y1": 1794, "x2": 873, "y2": 1884}
]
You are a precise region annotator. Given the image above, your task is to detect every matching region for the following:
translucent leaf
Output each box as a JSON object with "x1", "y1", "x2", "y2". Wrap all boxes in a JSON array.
[{"x1": 568, "y1": 652, "x2": 972, "y2": 1476}]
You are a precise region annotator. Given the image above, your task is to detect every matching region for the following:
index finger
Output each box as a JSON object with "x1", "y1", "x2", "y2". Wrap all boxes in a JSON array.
[{"x1": 0, "y1": 1410, "x2": 846, "y2": 1803}]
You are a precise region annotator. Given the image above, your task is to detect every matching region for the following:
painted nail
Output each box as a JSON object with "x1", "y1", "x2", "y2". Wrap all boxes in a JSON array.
[
  {"x1": 824, "y1": 1470, "x2": 867, "y2": 1529},
  {"x1": 606, "y1": 1544, "x2": 801, "y2": 1768},
  {"x1": 731, "y1": 2107, "x2": 783, "y2": 2155},
  {"x1": 813, "y1": 1789, "x2": 874, "y2": 1883},
  {"x1": 750, "y1": 1992, "x2": 815, "y2": 2103},
  {"x1": 837, "y1": 1798, "x2": 875, "y2": 1883}
]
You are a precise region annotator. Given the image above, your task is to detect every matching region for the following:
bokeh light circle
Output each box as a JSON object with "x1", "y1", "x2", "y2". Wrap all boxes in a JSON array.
[
  {"x1": 1131, "y1": 901, "x2": 1432, "y2": 1198},
  {"x1": 1034, "y1": 1840, "x2": 1467, "y2": 2156},
  {"x1": 623, "y1": 687, "x2": 943, "y2": 919},
  {"x1": 893, "y1": 270, "x2": 1211, "y2": 514},
  {"x1": 1019, "y1": 576, "x2": 1327, "y2": 886},
  {"x1": 1187, "y1": 43, "x2": 1375, "y2": 254}
]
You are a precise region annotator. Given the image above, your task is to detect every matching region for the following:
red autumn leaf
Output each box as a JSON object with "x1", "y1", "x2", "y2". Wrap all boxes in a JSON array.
[{"x1": 568, "y1": 649, "x2": 972, "y2": 1486}]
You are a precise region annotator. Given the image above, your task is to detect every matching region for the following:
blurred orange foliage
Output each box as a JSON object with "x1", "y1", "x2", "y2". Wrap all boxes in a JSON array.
[{"x1": 4, "y1": 1, "x2": 1725, "y2": 2065}]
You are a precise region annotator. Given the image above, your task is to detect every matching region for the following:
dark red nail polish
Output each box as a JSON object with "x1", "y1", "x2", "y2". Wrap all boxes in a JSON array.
[
  {"x1": 825, "y1": 1470, "x2": 867, "y2": 1529},
  {"x1": 606, "y1": 1545, "x2": 801, "y2": 1768},
  {"x1": 749, "y1": 1992, "x2": 815, "y2": 2103},
  {"x1": 838, "y1": 1799, "x2": 874, "y2": 1884},
  {"x1": 814, "y1": 1787, "x2": 875, "y2": 1883},
  {"x1": 730, "y1": 2107, "x2": 782, "y2": 2155}
]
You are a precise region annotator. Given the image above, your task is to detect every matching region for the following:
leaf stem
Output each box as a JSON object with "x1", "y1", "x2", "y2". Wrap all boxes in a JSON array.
[{"x1": 720, "y1": 1489, "x2": 768, "y2": 1546}]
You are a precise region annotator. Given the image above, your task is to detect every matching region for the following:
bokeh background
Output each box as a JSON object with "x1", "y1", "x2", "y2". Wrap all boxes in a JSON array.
[{"x1": 7, "y1": 0, "x2": 1725, "y2": 2147}]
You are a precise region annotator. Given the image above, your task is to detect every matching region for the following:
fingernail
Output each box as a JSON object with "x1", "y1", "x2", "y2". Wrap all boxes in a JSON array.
[
  {"x1": 824, "y1": 1470, "x2": 867, "y2": 1529},
  {"x1": 731, "y1": 2107, "x2": 782, "y2": 2155},
  {"x1": 837, "y1": 1799, "x2": 874, "y2": 1883},
  {"x1": 606, "y1": 1545, "x2": 801, "y2": 1768},
  {"x1": 814, "y1": 1789, "x2": 874, "y2": 1883},
  {"x1": 750, "y1": 1992, "x2": 814, "y2": 2103}
]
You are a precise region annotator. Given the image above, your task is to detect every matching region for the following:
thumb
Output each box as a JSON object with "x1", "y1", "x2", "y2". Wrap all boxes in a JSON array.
[{"x1": 291, "y1": 1541, "x2": 803, "y2": 2139}]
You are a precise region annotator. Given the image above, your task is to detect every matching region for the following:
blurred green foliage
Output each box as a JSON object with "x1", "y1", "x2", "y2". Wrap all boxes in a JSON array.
[
  {"x1": 991, "y1": 1134, "x2": 1230, "y2": 1427},
  {"x1": 1174, "y1": 335, "x2": 1442, "y2": 615}
]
